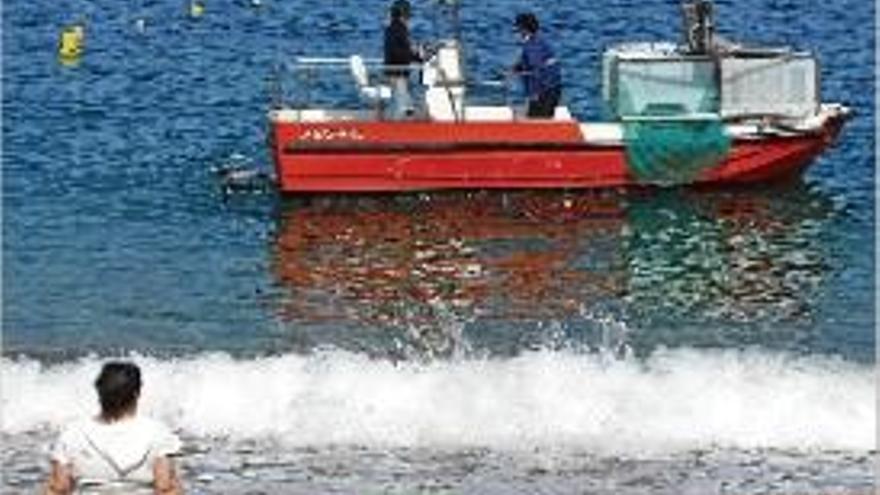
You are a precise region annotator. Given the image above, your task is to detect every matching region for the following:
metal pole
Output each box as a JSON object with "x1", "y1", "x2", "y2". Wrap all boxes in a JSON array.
[{"x1": 451, "y1": 0, "x2": 461, "y2": 47}]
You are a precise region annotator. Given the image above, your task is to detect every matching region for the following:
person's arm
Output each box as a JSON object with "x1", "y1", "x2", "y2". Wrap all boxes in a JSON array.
[
  {"x1": 42, "y1": 461, "x2": 73, "y2": 495},
  {"x1": 153, "y1": 456, "x2": 183, "y2": 495},
  {"x1": 512, "y1": 50, "x2": 526, "y2": 73},
  {"x1": 408, "y1": 34, "x2": 422, "y2": 64}
]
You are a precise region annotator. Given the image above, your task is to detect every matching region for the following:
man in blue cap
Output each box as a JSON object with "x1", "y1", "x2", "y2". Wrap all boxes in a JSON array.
[{"x1": 512, "y1": 13, "x2": 562, "y2": 119}]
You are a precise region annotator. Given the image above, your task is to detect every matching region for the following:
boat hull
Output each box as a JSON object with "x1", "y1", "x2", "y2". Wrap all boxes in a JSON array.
[{"x1": 269, "y1": 115, "x2": 846, "y2": 193}]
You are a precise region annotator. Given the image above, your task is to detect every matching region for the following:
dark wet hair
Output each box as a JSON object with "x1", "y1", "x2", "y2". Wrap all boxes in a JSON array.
[
  {"x1": 95, "y1": 361, "x2": 141, "y2": 420},
  {"x1": 515, "y1": 13, "x2": 540, "y2": 34},
  {"x1": 390, "y1": 0, "x2": 411, "y2": 19}
]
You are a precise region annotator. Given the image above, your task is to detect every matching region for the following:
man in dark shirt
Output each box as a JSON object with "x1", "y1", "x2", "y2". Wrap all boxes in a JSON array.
[
  {"x1": 384, "y1": 0, "x2": 422, "y2": 118},
  {"x1": 512, "y1": 13, "x2": 562, "y2": 119}
]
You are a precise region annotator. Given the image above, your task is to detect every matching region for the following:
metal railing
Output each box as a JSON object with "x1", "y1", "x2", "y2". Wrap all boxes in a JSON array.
[{"x1": 268, "y1": 56, "x2": 516, "y2": 121}]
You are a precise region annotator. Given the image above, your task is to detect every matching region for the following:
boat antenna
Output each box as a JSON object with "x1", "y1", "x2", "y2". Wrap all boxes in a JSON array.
[
  {"x1": 681, "y1": 0, "x2": 714, "y2": 54},
  {"x1": 435, "y1": 0, "x2": 461, "y2": 45}
]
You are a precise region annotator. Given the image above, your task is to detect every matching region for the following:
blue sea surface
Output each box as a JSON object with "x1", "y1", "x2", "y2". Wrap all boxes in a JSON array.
[{"x1": 2, "y1": 0, "x2": 875, "y2": 493}]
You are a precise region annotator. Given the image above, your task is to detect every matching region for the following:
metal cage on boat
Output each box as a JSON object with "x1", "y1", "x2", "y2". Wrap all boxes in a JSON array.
[{"x1": 602, "y1": 44, "x2": 820, "y2": 122}]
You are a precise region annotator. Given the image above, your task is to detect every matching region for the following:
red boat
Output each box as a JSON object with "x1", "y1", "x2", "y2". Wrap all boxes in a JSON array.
[{"x1": 268, "y1": 1, "x2": 850, "y2": 193}]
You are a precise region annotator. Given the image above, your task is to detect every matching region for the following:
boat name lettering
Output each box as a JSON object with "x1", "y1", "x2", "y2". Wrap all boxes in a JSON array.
[{"x1": 299, "y1": 128, "x2": 365, "y2": 142}]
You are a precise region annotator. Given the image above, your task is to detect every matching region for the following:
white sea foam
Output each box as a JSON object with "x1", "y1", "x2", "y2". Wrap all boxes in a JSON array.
[{"x1": 1, "y1": 349, "x2": 873, "y2": 454}]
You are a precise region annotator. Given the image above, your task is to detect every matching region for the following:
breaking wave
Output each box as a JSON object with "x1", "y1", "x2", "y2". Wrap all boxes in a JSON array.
[{"x1": 2, "y1": 348, "x2": 872, "y2": 455}]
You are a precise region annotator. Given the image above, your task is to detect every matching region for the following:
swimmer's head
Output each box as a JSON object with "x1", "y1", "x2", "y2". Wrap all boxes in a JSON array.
[{"x1": 95, "y1": 361, "x2": 141, "y2": 421}]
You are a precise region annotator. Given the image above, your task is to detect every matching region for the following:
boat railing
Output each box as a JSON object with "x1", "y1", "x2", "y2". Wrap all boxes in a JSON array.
[
  {"x1": 269, "y1": 57, "x2": 381, "y2": 110},
  {"x1": 269, "y1": 56, "x2": 515, "y2": 120}
]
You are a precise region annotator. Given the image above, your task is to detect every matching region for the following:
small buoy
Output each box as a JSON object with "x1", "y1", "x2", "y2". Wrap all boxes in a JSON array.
[
  {"x1": 135, "y1": 18, "x2": 146, "y2": 33},
  {"x1": 190, "y1": 0, "x2": 205, "y2": 17},
  {"x1": 58, "y1": 24, "x2": 85, "y2": 61}
]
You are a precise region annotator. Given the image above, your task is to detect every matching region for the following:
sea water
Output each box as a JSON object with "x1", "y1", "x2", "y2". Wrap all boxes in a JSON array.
[{"x1": 2, "y1": 0, "x2": 875, "y2": 493}]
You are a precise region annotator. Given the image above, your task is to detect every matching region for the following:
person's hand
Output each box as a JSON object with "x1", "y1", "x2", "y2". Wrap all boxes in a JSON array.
[
  {"x1": 495, "y1": 67, "x2": 515, "y2": 79},
  {"x1": 418, "y1": 42, "x2": 437, "y2": 60},
  {"x1": 43, "y1": 462, "x2": 73, "y2": 495}
]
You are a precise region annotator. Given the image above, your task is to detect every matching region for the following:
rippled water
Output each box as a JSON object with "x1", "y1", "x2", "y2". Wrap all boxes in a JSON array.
[{"x1": 2, "y1": 0, "x2": 875, "y2": 493}]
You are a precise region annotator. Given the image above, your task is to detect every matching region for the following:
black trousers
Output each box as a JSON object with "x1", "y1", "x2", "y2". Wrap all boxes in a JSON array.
[{"x1": 527, "y1": 86, "x2": 562, "y2": 119}]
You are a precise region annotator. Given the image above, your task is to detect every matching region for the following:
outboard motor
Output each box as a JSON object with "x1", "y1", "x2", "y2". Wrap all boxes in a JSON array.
[{"x1": 681, "y1": 0, "x2": 714, "y2": 54}]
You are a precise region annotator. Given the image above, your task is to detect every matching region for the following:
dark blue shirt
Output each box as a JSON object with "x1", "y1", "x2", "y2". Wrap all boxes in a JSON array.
[
  {"x1": 515, "y1": 34, "x2": 562, "y2": 99},
  {"x1": 384, "y1": 18, "x2": 421, "y2": 78}
]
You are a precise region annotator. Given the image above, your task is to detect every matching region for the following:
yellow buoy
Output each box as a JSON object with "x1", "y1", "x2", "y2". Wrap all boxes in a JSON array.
[
  {"x1": 190, "y1": 0, "x2": 205, "y2": 17},
  {"x1": 58, "y1": 24, "x2": 85, "y2": 61}
]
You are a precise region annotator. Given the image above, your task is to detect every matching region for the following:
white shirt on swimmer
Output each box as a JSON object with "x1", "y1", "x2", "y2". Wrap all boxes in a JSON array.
[{"x1": 50, "y1": 415, "x2": 182, "y2": 495}]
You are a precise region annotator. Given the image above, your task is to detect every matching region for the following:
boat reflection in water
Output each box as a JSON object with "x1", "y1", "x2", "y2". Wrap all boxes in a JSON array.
[{"x1": 270, "y1": 185, "x2": 835, "y2": 358}]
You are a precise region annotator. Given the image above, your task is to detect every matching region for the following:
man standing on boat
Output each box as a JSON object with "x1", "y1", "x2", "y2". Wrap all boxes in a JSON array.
[
  {"x1": 384, "y1": 0, "x2": 422, "y2": 119},
  {"x1": 512, "y1": 13, "x2": 562, "y2": 119}
]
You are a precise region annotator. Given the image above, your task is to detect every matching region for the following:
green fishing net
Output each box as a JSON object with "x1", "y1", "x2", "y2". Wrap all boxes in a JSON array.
[
  {"x1": 611, "y1": 59, "x2": 731, "y2": 185},
  {"x1": 623, "y1": 111, "x2": 731, "y2": 185}
]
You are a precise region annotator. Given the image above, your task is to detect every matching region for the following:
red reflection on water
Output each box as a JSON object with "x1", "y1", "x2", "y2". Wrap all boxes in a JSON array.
[
  {"x1": 270, "y1": 187, "x2": 831, "y2": 328},
  {"x1": 271, "y1": 192, "x2": 628, "y2": 325}
]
